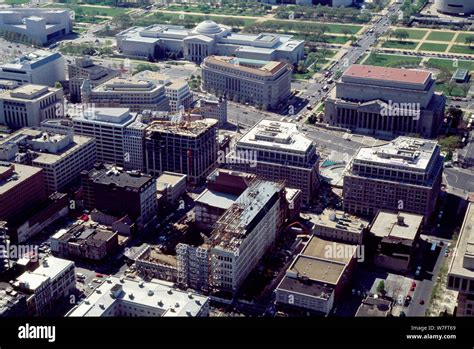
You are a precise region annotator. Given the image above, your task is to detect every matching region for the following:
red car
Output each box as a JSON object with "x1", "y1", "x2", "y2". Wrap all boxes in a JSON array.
[{"x1": 96, "y1": 273, "x2": 104, "y2": 278}]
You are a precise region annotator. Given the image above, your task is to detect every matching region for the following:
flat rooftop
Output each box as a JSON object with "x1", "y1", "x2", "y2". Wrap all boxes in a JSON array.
[
  {"x1": 0, "y1": 163, "x2": 43, "y2": 195},
  {"x1": 157, "y1": 171, "x2": 187, "y2": 186},
  {"x1": 72, "y1": 107, "x2": 135, "y2": 126},
  {"x1": 1, "y1": 50, "x2": 62, "y2": 71},
  {"x1": 204, "y1": 55, "x2": 289, "y2": 76},
  {"x1": 1, "y1": 84, "x2": 59, "y2": 102},
  {"x1": 237, "y1": 119, "x2": 314, "y2": 154},
  {"x1": 195, "y1": 189, "x2": 238, "y2": 210},
  {"x1": 370, "y1": 211, "x2": 423, "y2": 240},
  {"x1": 353, "y1": 137, "x2": 439, "y2": 171},
  {"x1": 67, "y1": 276, "x2": 208, "y2": 317},
  {"x1": 290, "y1": 255, "x2": 346, "y2": 285},
  {"x1": 449, "y1": 202, "x2": 474, "y2": 279},
  {"x1": 312, "y1": 209, "x2": 370, "y2": 235},
  {"x1": 302, "y1": 235, "x2": 357, "y2": 265},
  {"x1": 147, "y1": 118, "x2": 217, "y2": 137},
  {"x1": 343, "y1": 64, "x2": 431, "y2": 86},
  {"x1": 87, "y1": 165, "x2": 153, "y2": 189}
]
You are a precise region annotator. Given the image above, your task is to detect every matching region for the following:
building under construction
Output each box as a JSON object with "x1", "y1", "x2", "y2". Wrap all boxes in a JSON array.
[
  {"x1": 177, "y1": 178, "x2": 292, "y2": 297},
  {"x1": 144, "y1": 118, "x2": 218, "y2": 185}
]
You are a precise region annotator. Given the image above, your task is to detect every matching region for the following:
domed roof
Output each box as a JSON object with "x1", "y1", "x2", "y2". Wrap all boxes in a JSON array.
[{"x1": 195, "y1": 20, "x2": 222, "y2": 35}]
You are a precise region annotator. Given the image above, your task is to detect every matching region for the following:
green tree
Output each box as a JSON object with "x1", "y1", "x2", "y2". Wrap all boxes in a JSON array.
[{"x1": 376, "y1": 281, "x2": 386, "y2": 295}]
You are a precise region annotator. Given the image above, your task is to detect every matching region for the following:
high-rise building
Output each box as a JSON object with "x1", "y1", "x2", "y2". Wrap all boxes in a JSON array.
[
  {"x1": 325, "y1": 65, "x2": 445, "y2": 138},
  {"x1": 226, "y1": 120, "x2": 320, "y2": 205},
  {"x1": 164, "y1": 80, "x2": 193, "y2": 113},
  {"x1": 67, "y1": 56, "x2": 120, "y2": 103},
  {"x1": 72, "y1": 108, "x2": 139, "y2": 167},
  {"x1": 0, "y1": 50, "x2": 66, "y2": 87},
  {"x1": 343, "y1": 137, "x2": 443, "y2": 220},
  {"x1": 81, "y1": 76, "x2": 169, "y2": 113},
  {"x1": 0, "y1": 128, "x2": 96, "y2": 194},
  {"x1": 0, "y1": 9, "x2": 72, "y2": 45},
  {"x1": 144, "y1": 119, "x2": 218, "y2": 185},
  {"x1": 447, "y1": 202, "x2": 474, "y2": 316},
  {"x1": 0, "y1": 84, "x2": 63, "y2": 129},
  {"x1": 202, "y1": 56, "x2": 292, "y2": 110},
  {"x1": 191, "y1": 94, "x2": 227, "y2": 128}
]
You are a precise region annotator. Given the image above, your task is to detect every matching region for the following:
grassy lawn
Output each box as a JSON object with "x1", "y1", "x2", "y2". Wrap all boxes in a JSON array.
[
  {"x1": 419, "y1": 42, "x2": 448, "y2": 52},
  {"x1": 382, "y1": 40, "x2": 418, "y2": 50},
  {"x1": 165, "y1": 3, "x2": 270, "y2": 17},
  {"x1": 46, "y1": 3, "x2": 129, "y2": 17},
  {"x1": 390, "y1": 28, "x2": 427, "y2": 40},
  {"x1": 426, "y1": 58, "x2": 474, "y2": 74},
  {"x1": 363, "y1": 53, "x2": 422, "y2": 67},
  {"x1": 435, "y1": 82, "x2": 469, "y2": 97},
  {"x1": 449, "y1": 45, "x2": 474, "y2": 55},
  {"x1": 426, "y1": 31, "x2": 455, "y2": 42},
  {"x1": 455, "y1": 32, "x2": 474, "y2": 43},
  {"x1": 250, "y1": 20, "x2": 362, "y2": 35},
  {"x1": 138, "y1": 12, "x2": 257, "y2": 28},
  {"x1": 5, "y1": 0, "x2": 29, "y2": 4}
]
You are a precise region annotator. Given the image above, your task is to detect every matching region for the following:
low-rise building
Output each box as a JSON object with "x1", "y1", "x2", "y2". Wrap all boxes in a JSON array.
[
  {"x1": 191, "y1": 94, "x2": 227, "y2": 127},
  {"x1": 50, "y1": 222, "x2": 119, "y2": 261},
  {"x1": 0, "y1": 84, "x2": 63, "y2": 129},
  {"x1": 275, "y1": 236, "x2": 358, "y2": 315},
  {"x1": 14, "y1": 256, "x2": 75, "y2": 316},
  {"x1": 355, "y1": 295, "x2": 392, "y2": 317},
  {"x1": 156, "y1": 171, "x2": 187, "y2": 205},
  {"x1": 202, "y1": 56, "x2": 292, "y2": 110},
  {"x1": 66, "y1": 276, "x2": 209, "y2": 317},
  {"x1": 369, "y1": 211, "x2": 423, "y2": 273},
  {"x1": 0, "y1": 283, "x2": 27, "y2": 317},
  {"x1": 135, "y1": 245, "x2": 178, "y2": 282},
  {"x1": 311, "y1": 209, "x2": 369, "y2": 245}
]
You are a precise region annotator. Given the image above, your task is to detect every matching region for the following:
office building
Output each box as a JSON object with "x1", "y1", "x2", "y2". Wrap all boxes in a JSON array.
[
  {"x1": 370, "y1": 211, "x2": 423, "y2": 273},
  {"x1": 311, "y1": 209, "x2": 369, "y2": 245},
  {"x1": 0, "y1": 84, "x2": 63, "y2": 129},
  {"x1": 14, "y1": 256, "x2": 75, "y2": 316},
  {"x1": 67, "y1": 56, "x2": 120, "y2": 103},
  {"x1": 0, "y1": 283, "x2": 27, "y2": 317},
  {"x1": 202, "y1": 56, "x2": 292, "y2": 110},
  {"x1": 447, "y1": 203, "x2": 474, "y2": 316},
  {"x1": 226, "y1": 120, "x2": 320, "y2": 205},
  {"x1": 435, "y1": 0, "x2": 474, "y2": 15},
  {"x1": 51, "y1": 222, "x2": 119, "y2": 261},
  {"x1": 117, "y1": 20, "x2": 304, "y2": 63},
  {"x1": 325, "y1": 65, "x2": 445, "y2": 138},
  {"x1": 343, "y1": 137, "x2": 443, "y2": 220},
  {"x1": 164, "y1": 80, "x2": 193, "y2": 113},
  {"x1": 0, "y1": 163, "x2": 46, "y2": 224},
  {"x1": 276, "y1": 236, "x2": 358, "y2": 315},
  {"x1": 81, "y1": 76, "x2": 169, "y2": 113},
  {"x1": 81, "y1": 164, "x2": 158, "y2": 227},
  {"x1": 72, "y1": 107, "x2": 140, "y2": 167},
  {"x1": 0, "y1": 128, "x2": 96, "y2": 193},
  {"x1": 145, "y1": 118, "x2": 218, "y2": 185},
  {"x1": 0, "y1": 50, "x2": 66, "y2": 87},
  {"x1": 123, "y1": 115, "x2": 148, "y2": 171},
  {"x1": 67, "y1": 276, "x2": 209, "y2": 317},
  {"x1": 191, "y1": 94, "x2": 227, "y2": 127},
  {"x1": 0, "y1": 8, "x2": 72, "y2": 45}
]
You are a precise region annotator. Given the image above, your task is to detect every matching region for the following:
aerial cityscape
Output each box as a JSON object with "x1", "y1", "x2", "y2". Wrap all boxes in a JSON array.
[{"x1": 0, "y1": 0, "x2": 473, "y2": 343}]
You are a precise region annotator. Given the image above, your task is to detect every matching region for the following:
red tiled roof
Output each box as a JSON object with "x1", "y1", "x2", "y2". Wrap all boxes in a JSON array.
[{"x1": 344, "y1": 64, "x2": 430, "y2": 85}]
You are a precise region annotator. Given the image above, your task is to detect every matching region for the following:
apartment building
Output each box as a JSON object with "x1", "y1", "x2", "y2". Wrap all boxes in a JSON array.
[
  {"x1": 67, "y1": 276, "x2": 209, "y2": 317},
  {"x1": 0, "y1": 50, "x2": 66, "y2": 87},
  {"x1": 72, "y1": 107, "x2": 139, "y2": 167},
  {"x1": 14, "y1": 256, "x2": 75, "y2": 316},
  {"x1": 202, "y1": 56, "x2": 292, "y2": 110},
  {"x1": 51, "y1": 222, "x2": 119, "y2": 261},
  {"x1": 226, "y1": 120, "x2": 320, "y2": 205},
  {"x1": 0, "y1": 163, "x2": 46, "y2": 224},
  {"x1": 0, "y1": 84, "x2": 63, "y2": 129},
  {"x1": 145, "y1": 118, "x2": 218, "y2": 185},
  {"x1": 343, "y1": 137, "x2": 443, "y2": 220},
  {"x1": 0, "y1": 9, "x2": 72, "y2": 45},
  {"x1": 81, "y1": 76, "x2": 169, "y2": 113},
  {"x1": 0, "y1": 128, "x2": 96, "y2": 193},
  {"x1": 325, "y1": 65, "x2": 445, "y2": 138},
  {"x1": 67, "y1": 56, "x2": 120, "y2": 103},
  {"x1": 311, "y1": 209, "x2": 369, "y2": 245},
  {"x1": 447, "y1": 203, "x2": 474, "y2": 316},
  {"x1": 81, "y1": 164, "x2": 158, "y2": 227},
  {"x1": 276, "y1": 236, "x2": 358, "y2": 315}
]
